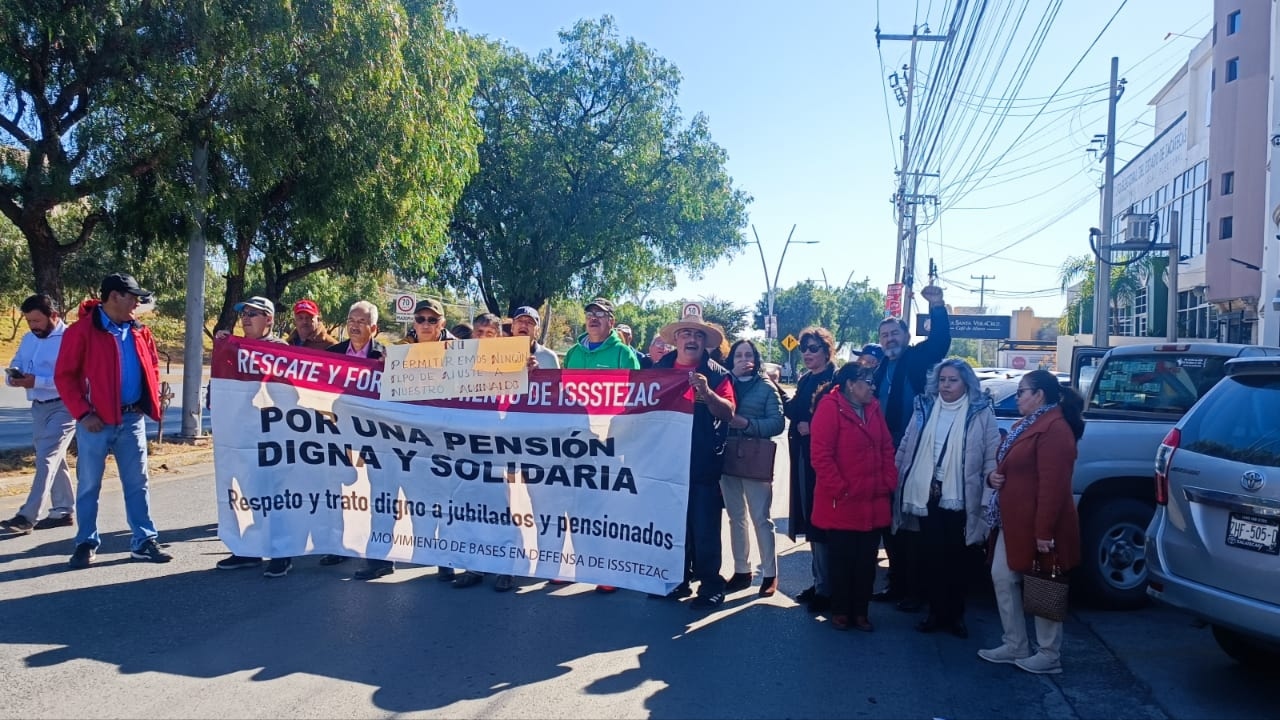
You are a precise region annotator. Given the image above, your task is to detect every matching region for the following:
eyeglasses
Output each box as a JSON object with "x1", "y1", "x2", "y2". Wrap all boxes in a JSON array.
[
  {"x1": 414, "y1": 315, "x2": 441, "y2": 325},
  {"x1": 240, "y1": 310, "x2": 267, "y2": 319},
  {"x1": 346, "y1": 317, "x2": 372, "y2": 327},
  {"x1": 585, "y1": 310, "x2": 612, "y2": 319},
  {"x1": 1015, "y1": 387, "x2": 1036, "y2": 397},
  {"x1": 800, "y1": 344, "x2": 825, "y2": 353}
]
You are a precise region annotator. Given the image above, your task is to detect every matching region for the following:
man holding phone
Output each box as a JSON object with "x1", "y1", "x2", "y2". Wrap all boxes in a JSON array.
[{"x1": 1, "y1": 294, "x2": 75, "y2": 536}]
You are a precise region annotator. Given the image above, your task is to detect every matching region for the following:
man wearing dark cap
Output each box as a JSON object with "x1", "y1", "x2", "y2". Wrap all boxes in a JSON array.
[
  {"x1": 562, "y1": 298, "x2": 640, "y2": 370},
  {"x1": 407, "y1": 298, "x2": 452, "y2": 344},
  {"x1": 287, "y1": 298, "x2": 337, "y2": 350},
  {"x1": 55, "y1": 273, "x2": 171, "y2": 569},
  {"x1": 512, "y1": 306, "x2": 559, "y2": 369}
]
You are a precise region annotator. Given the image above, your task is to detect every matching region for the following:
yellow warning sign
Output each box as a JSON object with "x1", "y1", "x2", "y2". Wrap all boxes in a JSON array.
[{"x1": 781, "y1": 334, "x2": 799, "y2": 352}]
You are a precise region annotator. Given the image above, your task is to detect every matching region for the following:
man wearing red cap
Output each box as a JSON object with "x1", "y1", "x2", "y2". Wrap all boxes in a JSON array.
[{"x1": 286, "y1": 299, "x2": 337, "y2": 350}]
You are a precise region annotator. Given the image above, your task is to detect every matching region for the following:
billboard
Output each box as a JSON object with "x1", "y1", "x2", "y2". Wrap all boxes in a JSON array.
[{"x1": 915, "y1": 314, "x2": 1011, "y2": 340}]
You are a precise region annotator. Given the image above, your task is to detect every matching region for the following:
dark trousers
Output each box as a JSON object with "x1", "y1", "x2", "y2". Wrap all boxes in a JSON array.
[
  {"x1": 882, "y1": 526, "x2": 922, "y2": 598},
  {"x1": 686, "y1": 480, "x2": 725, "y2": 597},
  {"x1": 826, "y1": 529, "x2": 881, "y2": 619},
  {"x1": 919, "y1": 497, "x2": 968, "y2": 623}
]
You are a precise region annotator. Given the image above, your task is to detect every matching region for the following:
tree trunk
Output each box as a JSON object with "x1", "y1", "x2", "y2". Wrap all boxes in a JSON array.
[{"x1": 215, "y1": 234, "x2": 252, "y2": 334}]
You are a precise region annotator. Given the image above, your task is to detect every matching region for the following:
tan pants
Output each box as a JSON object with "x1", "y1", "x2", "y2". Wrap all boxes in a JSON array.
[
  {"x1": 720, "y1": 475, "x2": 777, "y2": 577},
  {"x1": 991, "y1": 531, "x2": 1064, "y2": 661}
]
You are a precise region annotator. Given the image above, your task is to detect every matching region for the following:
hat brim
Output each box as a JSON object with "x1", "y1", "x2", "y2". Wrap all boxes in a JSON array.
[
  {"x1": 659, "y1": 320, "x2": 724, "y2": 349},
  {"x1": 234, "y1": 302, "x2": 272, "y2": 314}
]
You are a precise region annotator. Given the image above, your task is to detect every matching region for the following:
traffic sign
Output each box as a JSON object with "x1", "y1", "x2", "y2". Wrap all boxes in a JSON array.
[
  {"x1": 394, "y1": 293, "x2": 416, "y2": 323},
  {"x1": 781, "y1": 334, "x2": 799, "y2": 352}
]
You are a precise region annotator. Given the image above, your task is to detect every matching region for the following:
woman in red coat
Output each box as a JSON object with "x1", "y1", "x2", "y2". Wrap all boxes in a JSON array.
[
  {"x1": 810, "y1": 363, "x2": 898, "y2": 632},
  {"x1": 980, "y1": 369, "x2": 1084, "y2": 675}
]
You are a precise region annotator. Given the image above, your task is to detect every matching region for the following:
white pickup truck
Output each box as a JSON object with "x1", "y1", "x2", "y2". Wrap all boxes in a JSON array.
[{"x1": 989, "y1": 342, "x2": 1280, "y2": 609}]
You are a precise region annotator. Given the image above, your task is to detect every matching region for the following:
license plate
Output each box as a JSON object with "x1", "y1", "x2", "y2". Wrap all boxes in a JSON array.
[{"x1": 1225, "y1": 512, "x2": 1280, "y2": 555}]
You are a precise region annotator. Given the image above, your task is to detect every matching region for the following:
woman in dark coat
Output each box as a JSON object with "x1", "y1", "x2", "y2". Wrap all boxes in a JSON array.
[{"x1": 785, "y1": 326, "x2": 836, "y2": 612}]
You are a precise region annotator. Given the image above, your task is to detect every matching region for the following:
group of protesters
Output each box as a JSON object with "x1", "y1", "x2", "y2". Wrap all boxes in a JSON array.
[{"x1": 4, "y1": 274, "x2": 1085, "y2": 675}]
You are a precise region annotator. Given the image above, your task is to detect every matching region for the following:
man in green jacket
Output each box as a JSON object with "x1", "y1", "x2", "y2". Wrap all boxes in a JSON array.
[{"x1": 562, "y1": 298, "x2": 640, "y2": 370}]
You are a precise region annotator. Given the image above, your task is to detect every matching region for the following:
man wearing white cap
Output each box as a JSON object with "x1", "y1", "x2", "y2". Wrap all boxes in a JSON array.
[{"x1": 512, "y1": 306, "x2": 559, "y2": 369}]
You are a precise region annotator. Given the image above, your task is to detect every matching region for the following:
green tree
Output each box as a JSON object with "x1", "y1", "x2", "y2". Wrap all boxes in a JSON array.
[
  {"x1": 0, "y1": 1, "x2": 190, "y2": 307},
  {"x1": 444, "y1": 18, "x2": 749, "y2": 316},
  {"x1": 1058, "y1": 255, "x2": 1146, "y2": 335},
  {"x1": 698, "y1": 295, "x2": 750, "y2": 340}
]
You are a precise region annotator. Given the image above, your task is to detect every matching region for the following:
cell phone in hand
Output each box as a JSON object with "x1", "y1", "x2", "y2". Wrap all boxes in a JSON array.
[{"x1": 6, "y1": 367, "x2": 23, "y2": 379}]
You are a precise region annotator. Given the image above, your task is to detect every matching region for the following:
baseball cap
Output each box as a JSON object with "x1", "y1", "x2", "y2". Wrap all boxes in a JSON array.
[
  {"x1": 414, "y1": 298, "x2": 444, "y2": 316},
  {"x1": 584, "y1": 297, "x2": 614, "y2": 314},
  {"x1": 292, "y1": 299, "x2": 320, "y2": 316},
  {"x1": 100, "y1": 273, "x2": 151, "y2": 300},
  {"x1": 854, "y1": 343, "x2": 886, "y2": 365},
  {"x1": 234, "y1": 296, "x2": 275, "y2": 315},
  {"x1": 513, "y1": 306, "x2": 540, "y2": 324},
  {"x1": 615, "y1": 323, "x2": 632, "y2": 335}
]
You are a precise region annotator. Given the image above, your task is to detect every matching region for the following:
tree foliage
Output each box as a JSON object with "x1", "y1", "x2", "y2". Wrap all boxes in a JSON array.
[
  {"x1": 754, "y1": 279, "x2": 887, "y2": 359},
  {"x1": 443, "y1": 17, "x2": 750, "y2": 316},
  {"x1": 0, "y1": 0, "x2": 191, "y2": 306},
  {"x1": 1058, "y1": 254, "x2": 1147, "y2": 335}
]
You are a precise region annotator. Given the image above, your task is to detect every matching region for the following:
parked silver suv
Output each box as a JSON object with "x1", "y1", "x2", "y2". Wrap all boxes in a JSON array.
[{"x1": 1147, "y1": 356, "x2": 1280, "y2": 663}]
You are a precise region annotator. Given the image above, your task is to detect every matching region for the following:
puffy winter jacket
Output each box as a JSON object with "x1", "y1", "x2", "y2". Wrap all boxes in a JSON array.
[{"x1": 809, "y1": 389, "x2": 897, "y2": 532}]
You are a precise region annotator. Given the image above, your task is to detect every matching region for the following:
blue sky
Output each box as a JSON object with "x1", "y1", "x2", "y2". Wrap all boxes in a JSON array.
[{"x1": 452, "y1": 0, "x2": 1212, "y2": 325}]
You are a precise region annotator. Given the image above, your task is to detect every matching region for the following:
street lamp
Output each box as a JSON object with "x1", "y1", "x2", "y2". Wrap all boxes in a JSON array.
[{"x1": 751, "y1": 223, "x2": 819, "y2": 363}]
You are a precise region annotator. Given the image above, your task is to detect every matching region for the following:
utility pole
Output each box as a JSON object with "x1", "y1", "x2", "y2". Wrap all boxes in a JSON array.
[
  {"x1": 970, "y1": 274, "x2": 995, "y2": 311},
  {"x1": 1092, "y1": 57, "x2": 1122, "y2": 348},
  {"x1": 179, "y1": 136, "x2": 209, "y2": 439},
  {"x1": 878, "y1": 25, "x2": 950, "y2": 330}
]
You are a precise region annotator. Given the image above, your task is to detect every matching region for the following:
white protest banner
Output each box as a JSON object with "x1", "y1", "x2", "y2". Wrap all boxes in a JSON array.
[
  {"x1": 210, "y1": 337, "x2": 692, "y2": 594},
  {"x1": 381, "y1": 336, "x2": 529, "y2": 401}
]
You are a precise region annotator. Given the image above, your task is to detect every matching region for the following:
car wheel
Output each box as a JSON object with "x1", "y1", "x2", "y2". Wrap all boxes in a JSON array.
[
  {"x1": 1078, "y1": 498, "x2": 1153, "y2": 610},
  {"x1": 1212, "y1": 625, "x2": 1280, "y2": 666}
]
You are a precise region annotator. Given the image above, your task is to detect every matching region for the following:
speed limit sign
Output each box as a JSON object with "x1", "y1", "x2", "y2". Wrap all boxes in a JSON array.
[{"x1": 394, "y1": 293, "x2": 416, "y2": 322}]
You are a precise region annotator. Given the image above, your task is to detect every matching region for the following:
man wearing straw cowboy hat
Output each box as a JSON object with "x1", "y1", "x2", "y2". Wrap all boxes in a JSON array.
[{"x1": 651, "y1": 303, "x2": 737, "y2": 609}]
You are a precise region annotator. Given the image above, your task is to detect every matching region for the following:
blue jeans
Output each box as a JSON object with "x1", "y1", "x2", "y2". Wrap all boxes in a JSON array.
[
  {"x1": 687, "y1": 480, "x2": 725, "y2": 596},
  {"x1": 74, "y1": 412, "x2": 158, "y2": 551}
]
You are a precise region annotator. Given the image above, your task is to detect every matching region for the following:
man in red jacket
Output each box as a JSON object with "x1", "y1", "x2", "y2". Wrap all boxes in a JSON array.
[{"x1": 55, "y1": 273, "x2": 171, "y2": 569}]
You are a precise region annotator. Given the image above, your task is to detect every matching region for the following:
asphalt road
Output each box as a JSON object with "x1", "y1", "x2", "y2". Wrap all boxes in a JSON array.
[
  {"x1": 0, "y1": 442, "x2": 1274, "y2": 719},
  {"x1": 0, "y1": 382, "x2": 210, "y2": 450}
]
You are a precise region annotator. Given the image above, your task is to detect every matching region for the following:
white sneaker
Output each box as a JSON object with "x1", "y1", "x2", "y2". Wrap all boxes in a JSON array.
[
  {"x1": 977, "y1": 645, "x2": 1030, "y2": 665},
  {"x1": 1014, "y1": 652, "x2": 1062, "y2": 675}
]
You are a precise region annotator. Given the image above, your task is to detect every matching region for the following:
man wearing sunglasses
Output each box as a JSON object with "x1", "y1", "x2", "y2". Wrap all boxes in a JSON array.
[
  {"x1": 215, "y1": 297, "x2": 290, "y2": 575},
  {"x1": 406, "y1": 298, "x2": 454, "y2": 344},
  {"x1": 563, "y1": 298, "x2": 640, "y2": 371}
]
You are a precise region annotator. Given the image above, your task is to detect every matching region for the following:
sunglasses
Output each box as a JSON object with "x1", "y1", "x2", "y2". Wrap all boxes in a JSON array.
[
  {"x1": 240, "y1": 310, "x2": 267, "y2": 319},
  {"x1": 1015, "y1": 387, "x2": 1036, "y2": 397},
  {"x1": 414, "y1": 315, "x2": 442, "y2": 325},
  {"x1": 800, "y1": 344, "x2": 825, "y2": 353},
  {"x1": 585, "y1": 310, "x2": 613, "y2": 319}
]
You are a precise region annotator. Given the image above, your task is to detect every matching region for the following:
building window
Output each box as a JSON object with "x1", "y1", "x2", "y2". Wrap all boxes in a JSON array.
[
  {"x1": 1226, "y1": 57, "x2": 1239, "y2": 82},
  {"x1": 1221, "y1": 171, "x2": 1234, "y2": 195},
  {"x1": 1220, "y1": 216, "x2": 1234, "y2": 239},
  {"x1": 1227, "y1": 10, "x2": 1241, "y2": 35}
]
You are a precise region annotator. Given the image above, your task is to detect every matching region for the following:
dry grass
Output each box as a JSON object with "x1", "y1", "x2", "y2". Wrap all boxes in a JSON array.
[{"x1": 0, "y1": 441, "x2": 213, "y2": 495}]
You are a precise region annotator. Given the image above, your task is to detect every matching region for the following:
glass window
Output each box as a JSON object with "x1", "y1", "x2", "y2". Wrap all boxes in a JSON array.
[
  {"x1": 1180, "y1": 375, "x2": 1280, "y2": 468},
  {"x1": 1195, "y1": 161, "x2": 1207, "y2": 185},
  {"x1": 1222, "y1": 171, "x2": 1234, "y2": 195},
  {"x1": 1227, "y1": 57, "x2": 1239, "y2": 82},
  {"x1": 1227, "y1": 10, "x2": 1241, "y2": 35},
  {"x1": 1089, "y1": 353, "x2": 1231, "y2": 415},
  {"x1": 1174, "y1": 174, "x2": 1184, "y2": 195},
  {"x1": 1221, "y1": 216, "x2": 1234, "y2": 240}
]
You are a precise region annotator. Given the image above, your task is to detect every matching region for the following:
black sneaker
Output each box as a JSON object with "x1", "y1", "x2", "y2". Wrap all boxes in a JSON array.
[
  {"x1": 263, "y1": 558, "x2": 293, "y2": 578},
  {"x1": 318, "y1": 554, "x2": 348, "y2": 566},
  {"x1": 451, "y1": 570, "x2": 484, "y2": 588},
  {"x1": 130, "y1": 539, "x2": 173, "y2": 563},
  {"x1": 435, "y1": 567, "x2": 456, "y2": 581},
  {"x1": 691, "y1": 592, "x2": 725, "y2": 609},
  {"x1": 68, "y1": 542, "x2": 96, "y2": 569},
  {"x1": 353, "y1": 561, "x2": 394, "y2": 581},
  {"x1": 648, "y1": 582, "x2": 692, "y2": 600},
  {"x1": 33, "y1": 515, "x2": 74, "y2": 530},
  {"x1": 0, "y1": 514, "x2": 34, "y2": 535},
  {"x1": 725, "y1": 572, "x2": 753, "y2": 592},
  {"x1": 216, "y1": 554, "x2": 263, "y2": 570}
]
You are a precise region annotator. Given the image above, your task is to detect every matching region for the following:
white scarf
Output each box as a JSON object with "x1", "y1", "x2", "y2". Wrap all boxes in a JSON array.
[{"x1": 903, "y1": 395, "x2": 969, "y2": 516}]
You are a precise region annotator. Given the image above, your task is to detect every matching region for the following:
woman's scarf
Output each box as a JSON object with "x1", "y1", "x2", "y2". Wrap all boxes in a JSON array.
[
  {"x1": 902, "y1": 395, "x2": 969, "y2": 516},
  {"x1": 985, "y1": 402, "x2": 1058, "y2": 529}
]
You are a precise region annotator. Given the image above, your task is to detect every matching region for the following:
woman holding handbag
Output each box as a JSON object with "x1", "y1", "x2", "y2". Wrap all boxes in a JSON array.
[
  {"x1": 721, "y1": 340, "x2": 787, "y2": 597},
  {"x1": 980, "y1": 369, "x2": 1084, "y2": 675},
  {"x1": 809, "y1": 362, "x2": 898, "y2": 632}
]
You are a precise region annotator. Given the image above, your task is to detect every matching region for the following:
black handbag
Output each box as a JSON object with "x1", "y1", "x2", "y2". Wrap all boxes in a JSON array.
[{"x1": 722, "y1": 436, "x2": 777, "y2": 481}]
